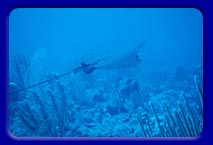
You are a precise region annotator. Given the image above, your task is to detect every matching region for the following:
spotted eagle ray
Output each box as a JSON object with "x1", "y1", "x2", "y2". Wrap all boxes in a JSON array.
[{"x1": 9, "y1": 41, "x2": 146, "y2": 95}]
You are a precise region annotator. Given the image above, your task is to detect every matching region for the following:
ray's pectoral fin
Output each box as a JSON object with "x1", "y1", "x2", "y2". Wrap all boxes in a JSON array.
[
  {"x1": 136, "y1": 55, "x2": 142, "y2": 62},
  {"x1": 74, "y1": 62, "x2": 96, "y2": 74},
  {"x1": 81, "y1": 63, "x2": 96, "y2": 74}
]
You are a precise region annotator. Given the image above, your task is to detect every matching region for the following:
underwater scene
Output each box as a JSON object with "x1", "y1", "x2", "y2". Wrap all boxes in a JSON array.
[{"x1": 9, "y1": 8, "x2": 203, "y2": 137}]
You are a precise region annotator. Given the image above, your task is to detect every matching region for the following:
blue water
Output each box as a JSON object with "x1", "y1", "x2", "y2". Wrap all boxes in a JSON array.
[{"x1": 9, "y1": 8, "x2": 203, "y2": 137}]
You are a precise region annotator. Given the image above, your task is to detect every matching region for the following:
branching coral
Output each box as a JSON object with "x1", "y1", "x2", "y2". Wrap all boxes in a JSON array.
[
  {"x1": 137, "y1": 75, "x2": 203, "y2": 137},
  {"x1": 9, "y1": 53, "x2": 71, "y2": 137},
  {"x1": 9, "y1": 51, "x2": 203, "y2": 137}
]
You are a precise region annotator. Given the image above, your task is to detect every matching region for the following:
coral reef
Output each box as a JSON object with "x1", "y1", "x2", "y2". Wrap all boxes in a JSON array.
[{"x1": 9, "y1": 53, "x2": 203, "y2": 137}]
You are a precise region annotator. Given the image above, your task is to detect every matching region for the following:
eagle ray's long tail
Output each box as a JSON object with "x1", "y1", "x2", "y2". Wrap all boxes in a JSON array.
[
  {"x1": 9, "y1": 41, "x2": 146, "y2": 95},
  {"x1": 9, "y1": 71, "x2": 74, "y2": 95}
]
